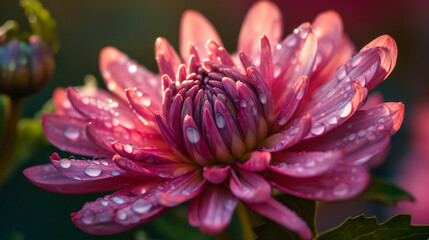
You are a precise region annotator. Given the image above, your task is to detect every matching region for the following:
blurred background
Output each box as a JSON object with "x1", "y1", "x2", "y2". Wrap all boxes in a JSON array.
[{"x1": 0, "y1": 0, "x2": 428, "y2": 239}]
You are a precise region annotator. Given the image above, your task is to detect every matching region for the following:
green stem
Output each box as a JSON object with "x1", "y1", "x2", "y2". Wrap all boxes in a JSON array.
[
  {"x1": 0, "y1": 97, "x2": 24, "y2": 188},
  {"x1": 237, "y1": 202, "x2": 256, "y2": 240},
  {"x1": 215, "y1": 228, "x2": 229, "y2": 240}
]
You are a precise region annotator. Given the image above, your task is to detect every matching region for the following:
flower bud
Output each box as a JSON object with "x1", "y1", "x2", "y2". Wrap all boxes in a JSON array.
[{"x1": 0, "y1": 35, "x2": 54, "y2": 98}]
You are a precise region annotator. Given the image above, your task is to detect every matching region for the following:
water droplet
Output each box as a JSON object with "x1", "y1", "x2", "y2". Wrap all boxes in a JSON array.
[
  {"x1": 279, "y1": 162, "x2": 287, "y2": 168},
  {"x1": 111, "y1": 170, "x2": 120, "y2": 176},
  {"x1": 326, "y1": 89, "x2": 335, "y2": 99},
  {"x1": 132, "y1": 199, "x2": 152, "y2": 214},
  {"x1": 336, "y1": 65, "x2": 347, "y2": 80},
  {"x1": 311, "y1": 123, "x2": 326, "y2": 136},
  {"x1": 277, "y1": 116, "x2": 287, "y2": 126},
  {"x1": 305, "y1": 160, "x2": 316, "y2": 167},
  {"x1": 140, "y1": 93, "x2": 151, "y2": 107},
  {"x1": 101, "y1": 200, "x2": 108, "y2": 206},
  {"x1": 116, "y1": 211, "x2": 127, "y2": 220},
  {"x1": 186, "y1": 127, "x2": 200, "y2": 143},
  {"x1": 59, "y1": 159, "x2": 71, "y2": 168},
  {"x1": 224, "y1": 200, "x2": 235, "y2": 210},
  {"x1": 351, "y1": 55, "x2": 362, "y2": 67},
  {"x1": 285, "y1": 35, "x2": 297, "y2": 47},
  {"x1": 259, "y1": 93, "x2": 267, "y2": 104},
  {"x1": 215, "y1": 113, "x2": 226, "y2": 129},
  {"x1": 72, "y1": 176, "x2": 81, "y2": 180},
  {"x1": 333, "y1": 183, "x2": 349, "y2": 197},
  {"x1": 84, "y1": 164, "x2": 102, "y2": 177},
  {"x1": 124, "y1": 144, "x2": 133, "y2": 154},
  {"x1": 101, "y1": 160, "x2": 109, "y2": 166},
  {"x1": 128, "y1": 64, "x2": 137, "y2": 73},
  {"x1": 338, "y1": 102, "x2": 352, "y2": 118},
  {"x1": 367, "y1": 133, "x2": 376, "y2": 140},
  {"x1": 327, "y1": 116, "x2": 338, "y2": 125},
  {"x1": 112, "y1": 197, "x2": 125, "y2": 204},
  {"x1": 81, "y1": 210, "x2": 95, "y2": 225},
  {"x1": 64, "y1": 127, "x2": 80, "y2": 141},
  {"x1": 182, "y1": 190, "x2": 190, "y2": 196},
  {"x1": 358, "y1": 130, "x2": 366, "y2": 137},
  {"x1": 240, "y1": 99, "x2": 247, "y2": 108}
]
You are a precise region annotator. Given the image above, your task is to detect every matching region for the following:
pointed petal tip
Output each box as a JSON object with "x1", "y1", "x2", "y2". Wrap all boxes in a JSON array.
[{"x1": 386, "y1": 102, "x2": 404, "y2": 133}]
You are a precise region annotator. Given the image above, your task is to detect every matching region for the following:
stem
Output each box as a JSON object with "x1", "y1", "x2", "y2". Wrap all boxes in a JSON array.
[
  {"x1": 215, "y1": 228, "x2": 229, "y2": 240},
  {"x1": 0, "y1": 97, "x2": 24, "y2": 188},
  {"x1": 237, "y1": 202, "x2": 256, "y2": 240}
]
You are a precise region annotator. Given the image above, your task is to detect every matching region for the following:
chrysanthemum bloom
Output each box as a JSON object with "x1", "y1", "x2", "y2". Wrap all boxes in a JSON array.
[{"x1": 24, "y1": 1, "x2": 403, "y2": 239}]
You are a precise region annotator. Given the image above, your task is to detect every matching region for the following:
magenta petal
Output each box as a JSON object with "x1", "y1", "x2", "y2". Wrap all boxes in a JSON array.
[
  {"x1": 53, "y1": 88, "x2": 81, "y2": 117},
  {"x1": 112, "y1": 142, "x2": 177, "y2": 164},
  {"x1": 269, "y1": 151, "x2": 341, "y2": 177},
  {"x1": 72, "y1": 190, "x2": 168, "y2": 235},
  {"x1": 303, "y1": 81, "x2": 364, "y2": 139},
  {"x1": 203, "y1": 165, "x2": 230, "y2": 184},
  {"x1": 188, "y1": 184, "x2": 238, "y2": 234},
  {"x1": 183, "y1": 115, "x2": 215, "y2": 165},
  {"x1": 144, "y1": 163, "x2": 197, "y2": 179},
  {"x1": 237, "y1": 151, "x2": 271, "y2": 172},
  {"x1": 23, "y1": 164, "x2": 131, "y2": 194},
  {"x1": 229, "y1": 168, "x2": 271, "y2": 203},
  {"x1": 180, "y1": 10, "x2": 222, "y2": 62},
  {"x1": 156, "y1": 170, "x2": 206, "y2": 207},
  {"x1": 267, "y1": 163, "x2": 370, "y2": 201},
  {"x1": 296, "y1": 102, "x2": 404, "y2": 166},
  {"x1": 50, "y1": 153, "x2": 127, "y2": 181},
  {"x1": 246, "y1": 197, "x2": 312, "y2": 240},
  {"x1": 125, "y1": 88, "x2": 156, "y2": 125},
  {"x1": 155, "y1": 37, "x2": 182, "y2": 80},
  {"x1": 311, "y1": 11, "x2": 343, "y2": 74},
  {"x1": 361, "y1": 35, "x2": 397, "y2": 82},
  {"x1": 263, "y1": 114, "x2": 312, "y2": 152},
  {"x1": 237, "y1": 1, "x2": 283, "y2": 60},
  {"x1": 99, "y1": 47, "x2": 162, "y2": 109},
  {"x1": 42, "y1": 114, "x2": 108, "y2": 157}
]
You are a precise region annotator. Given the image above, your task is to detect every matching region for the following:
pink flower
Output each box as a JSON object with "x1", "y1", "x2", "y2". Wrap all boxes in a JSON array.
[{"x1": 24, "y1": 1, "x2": 403, "y2": 239}]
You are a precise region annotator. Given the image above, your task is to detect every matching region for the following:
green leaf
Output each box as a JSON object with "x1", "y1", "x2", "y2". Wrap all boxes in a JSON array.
[
  {"x1": 0, "y1": 94, "x2": 9, "y2": 147},
  {"x1": 253, "y1": 194, "x2": 316, "y2": 240},
  {"x1": 20, "y1": 0, "x2": 59, "y2": 53},
  {"x1": 316, "y1": 214, "x2": 429, "y2": 240},
  {"x1": 356, "y1": 178, "x2": 414, "y2": 206}
]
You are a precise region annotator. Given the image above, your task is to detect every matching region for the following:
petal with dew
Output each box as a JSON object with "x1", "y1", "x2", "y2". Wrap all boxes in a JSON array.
[
  {"x1": 180, "y1": 10, "x2": 222, "y2": 62},
  {"x1": 237, "y1": 1, "x2": 283, "y2": 60},
  {"x1": 246, "y1": 197, "x2": 312, "y2": 240},
  {"x1": 188, "y1": 184, "x2": 238, "y2": 234},
  {"x1": 155, "y1": 37, "x2": 182, "y2": 80},
  {"x1": 42, "y1": 114, "x2": 108, "y2": 157},
  {"x1": 53, "y1": 88, "x2": 81, "y2": 117},
  {"x1": 267, "y1": 163, "x2": 370, "y2": 201},
  {"x1": 99, "y1": 47, "x2": 162, "y2": 109},
  {"x1": 237, "y1": 151, "x2": 271, "y2": 172},
  {"x1": 269, "y1": 151, "x2": 341, "y2": 178},
  {"x1": 203, "y1": 165, "x2": 230, "y2": 184},
  {"x1": 23, "y1": 164, "x2": 132, "y2": 194}
]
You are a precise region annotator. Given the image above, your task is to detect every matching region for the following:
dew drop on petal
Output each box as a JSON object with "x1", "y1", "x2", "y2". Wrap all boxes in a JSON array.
[
  {"x1": 326, "y1": 89, "x2": 336, "y2": 99},
  {"x1": 72, "y1": 176, "x2": 81, "y2": 180},
  {"x1": 215, "y1": 113, "x2": 226, "y2": 129},
  {"x1": 116, "y1": 211, "x2": 127, "y2": 220},
  {"x1": 64, "y1": 127, "x2": 80, "y2": 141},
  {"x1": 128, "y1": 64, "x2": 137, "y2": 73},
  {"x1": 333, "y1": 183, "x2": 349, "y2": 197},
  {"x1": 240, "y1": 99, "x2": 248, "y2": 108},
  {"x1": 124, "y1": 144, "x2": 133, "y2": 154},
  {"x1": 112, "y1": 197, "x2": 125, "y2": 204},
  {"x1": 100, "y1": 200, "x2": 108, "y2": 206},
  {"x1": 140, "y1": 93, "x2": 152, "y2": 107},
  {"x1": 286, "y1": 35, "x2": 297, "y2": 47},
  {"x1": 327, "y1": 116, "x2": 338, "y2": 125},
  {"x1": 277, "y1": 116, "x2": 287, "y2": 126},
  {"x1": 101, "y1": 160, "x2": 109, "y2": 166},
  {"x1": 81, "y1": 210, "x2": 95, "y2": 225},
  {"x1": 59, "y1": 159, "x2": 71, "y2": 168},
  {"x1": 132, "y1": 199, "x2": 152, "y2": 214},
  {"x1": 311, "y1": 123, "x2": 326, "y2": 136},
  {"x1": 84, "y1": 164, "x2": 102, "y2": 177},
  {"x1": 186, "y1": 127, "x2": 200, "y2": 143},
  {"x1": 259, "y1": 93, "x2": 267, "y2": 104},
  {"x1": 224, "y1": 200, "x2": 235, "y2": 210},
  {"x1": 338, "y1": 102, "x2": 353, "y2": 118}
]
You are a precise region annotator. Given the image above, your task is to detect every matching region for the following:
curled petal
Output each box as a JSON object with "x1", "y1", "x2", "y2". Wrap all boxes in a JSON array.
[
  {"x1": 72, "y1": 190, "x2": 168, "y2": 235},
  {"x1": 238, "y1": 1, "x2": 283, "y2": 60},
  {"x1": 188, "y1": 184, "x2": 238, "y2": 235},
  {"x1": 263, "y1": 114, "x2": 312, "y2": 152},
  {"x1": 99, "y1": 47, "x2": 162, "y2": 109},
  {"x1": 180, "y1": 10, "x2": 222, "y2": 61},
  {"x1": 269, "y1": 151, "x2": 341, "y2": 177},
  {"x1": 155, "y1": 37, "x2": 182, "y2": 80},
  {"x1": 23, "y1": 164, "x2": 131, "y2": 194},
  {"x1": 42, "y1": 114, "x2": 108, "y2": 157},
  {"x1": 267, "y1": 163, "x2": 370, "y2": 201},
  {"x1": 156, "y1": 170, "x2": 206, "y2": 207},
  {"x1": 362, "y1": 34, "x2": 397, "y2": 77},
  {"x1": 203, "y1": 165, "x2": 230, "y2": 184},
  {"x1": 53, "y1": 88, "x2": 81, "y2": 117},
  {"x1": 125, "y1": 88, "x2": 156, "y2": 124},
  {"x1": 237, "y1": 151, "x2": 271, "y2": 172},
  {"x1": 246, "y1": 197, "x2": 312, "y2": 240},
  {"x1": 229, "y1": 168, "x2": 271, "y2": 203}
]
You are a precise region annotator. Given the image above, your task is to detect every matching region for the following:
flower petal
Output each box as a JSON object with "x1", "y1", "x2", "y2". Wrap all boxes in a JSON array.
[
  {"x1": 188, "y1": 184, "x2": 238, "y2": 234},
  {"x1": 23, "y1": 164, "x2": 131, "y2": 194},
  {"x1": 50, "y1": 152, "x2": 127, "y2": 181},
  {"x1": 203, "y1": 165, "x2": 230, "y2": 184},
  {"x1": 42, "y1": 114, "x2": 108, "y2": 157},
  {"x1": 72, "y1": 189, "x2": 168, "y2": 235},
  {"x1": 263, "y1": 114, "x2": 312, "y2": 152},
  {"x1": 99, "y1": 47, "x2": 162, "y2": 109},
  {"x1": 156, "y1": 170, "x2": 206, "y2": 207},
  {"x1": 183, "y1": 115, "x2": 215, "y2": 165},
  {"x1": 361, "y1": 92, "x2": 384, "y2": 110},
  {"x1": 53, "y1": 88, "x2": 81, "y2": 117},
  {"x1": 269, "y1": 151, "x2": 341, "y2": 177},
  {"x1": 267, "y1": 163, "x2": 370, "y2": 201},
  {"x1": 237, "y1": 1, "x2": 283, "y2": 60},
  {"x1": 155, "y1": 37, "x2": 182, "y2": 80},
  {"x1": 311, "y1": 11, "x2": 343, "y2": 74},
  {"x1": 246, "y1": 197, "x2": 312, "y2": 240},
  {"x1": 180, "y1": 10, "x2": 222, "y2": 62},
  {"x1": 295, "y1": 102, "x2": 404, "y2": 166},
  {"x1": 236, "y1": 151, "x2": 271, "y2": 172},
  {"x1": 125, "y1": 88, "x2": 156, "y2": 125},
  {"x1": 229, "y1": 168, "x2": 271, "y2": 203},
  {"x1": 144, "y1": 163, "x2": 198, "y2": 179}
]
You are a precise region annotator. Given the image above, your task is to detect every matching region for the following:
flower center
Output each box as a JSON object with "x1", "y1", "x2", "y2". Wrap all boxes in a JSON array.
[{"x1": 160, "y1": 59, "x2": 270, "y2": 166}]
